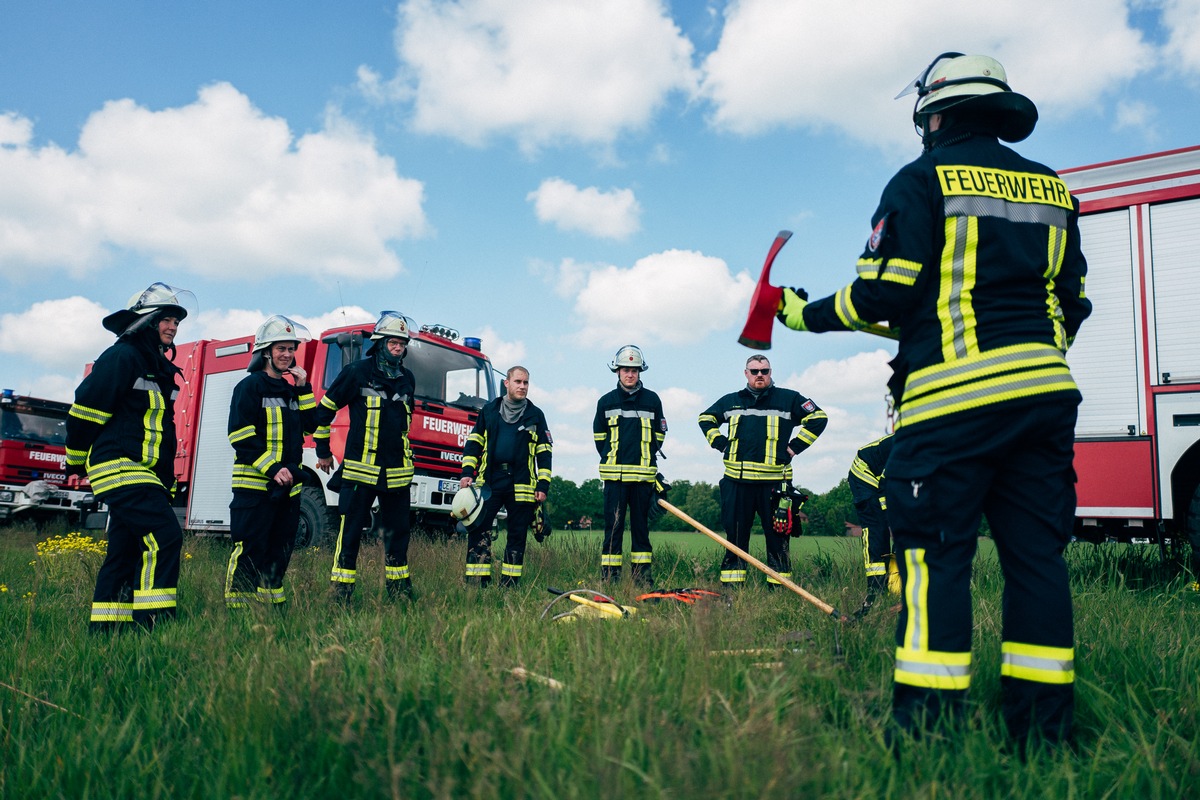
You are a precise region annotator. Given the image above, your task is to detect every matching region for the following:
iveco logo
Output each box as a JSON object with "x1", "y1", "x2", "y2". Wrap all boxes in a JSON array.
[{"x1": 441, "y1": 451, "x2": 463, "y2": 462}]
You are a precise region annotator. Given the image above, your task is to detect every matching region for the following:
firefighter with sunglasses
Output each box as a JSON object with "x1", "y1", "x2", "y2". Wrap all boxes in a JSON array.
[
  {"x1": 777, "y1": 53, "x2": 1090, "y2": 746},
  {"x1": 698, "y1": 355, "x2": 826, "y2": 587}
]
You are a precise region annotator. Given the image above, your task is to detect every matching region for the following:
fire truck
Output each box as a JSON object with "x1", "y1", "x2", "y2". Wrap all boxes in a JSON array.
[
  {"x1": 1062, "y1": 145, "x2": 1200, "y2": 546},
  {"x1": 0, "y1": 389, "x2": 95, "y2": 524},
  {"x1": 171, "y1": 320, "x2": 500, "y2": 547}
]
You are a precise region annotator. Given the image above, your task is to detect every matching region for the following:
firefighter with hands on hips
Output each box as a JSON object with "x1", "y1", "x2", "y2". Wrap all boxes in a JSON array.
[
  {"x1": 698, "y1": 355, "x2": 827, "y2": 588},
  {"x1": 66, "y1": 283, "x2": 196, "y2": 633},
  {"x1": 848, "y1": 432, "x2": 895, "y2": 618},
  {"x1": 225, "y1": 315, "x2": 318, "y2": 609},
  {"x1": 457, "y1": 365, "x2": 552, "y2": 588},
  {"x1": 314, "y1": 311, "x2": 419, "y2": 602},
  {"x1": 593, "y1": 345, "x2": 666, "y2": 586},
  {"x1": 777, "y1": 53, "x2": 1091, "y2": 746}
]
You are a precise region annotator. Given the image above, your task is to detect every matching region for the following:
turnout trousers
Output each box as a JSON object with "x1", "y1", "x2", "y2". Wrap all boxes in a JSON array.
[
  {"x1": 601, "y1": 480, "x2": 654, "y2": 584},
  {"x1": 855, "y1": 496, "x2": 892, "y2": 595},
  {"x1": 331, "y1": 482, "x2": 412, "y2": 594},
  {"x1": 885, "y1": 400, "x2": 1078, "y2": 744},
  {"x1": 90, "y1": 486, "x2": 182, "y2": 633},
  {"x1": 226, "y1": 490, "x2": 300, "y2": 608},
  {"x1": 464, "y1": 481, "x2": 537, "y2": 587},
  {"x1": 718, "y1": 477, "x2": 792, "y2": 585}
]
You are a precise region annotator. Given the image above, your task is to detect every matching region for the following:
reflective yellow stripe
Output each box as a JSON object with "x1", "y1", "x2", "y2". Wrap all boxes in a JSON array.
[
  {"x1": 880, "y1": 258, "x2": 921, "y2": 286},
  {"x1": 720, "y1": 569, "x2": 747, "y2": 583},
  {"x1": 385, "y1": 564, "x2": 409, "y2": 580},
  {"x1": 1001, "y1": 641, "x2": 1074, "y2": 684},
  {"x1": 229, "y1": 425, "x2": 256, "y2": 444},
  {"x1": 630, "y1": 551, "x2": 652, "y2": 565},
  {"x1": 850, "y1": 457, "x2": 880, "y2": 488},
  {"x1": 938, "y1": 215, "x2": 979, "y2": 361},
  {"x1": 70, "y1": 404, "x2": 111, "y2": 425},
  {"x1": 901, "y1": 549, "x2": 930, "y2": 651},
  {"x1": 894, "y1": 646, "x2": 972, "y2": 690},
  {"x1": 90, "y1": 601, "x2": 134, "y2": 622},
  {"x1": 501, "y1": 562, "x2": 523, "y2": 577},
  {"x1": 601, "y1": 554, "x2": 622, "y2": 567},
  {"x1": 465, "y1": 563, "x2": 491, "y2": 578}
]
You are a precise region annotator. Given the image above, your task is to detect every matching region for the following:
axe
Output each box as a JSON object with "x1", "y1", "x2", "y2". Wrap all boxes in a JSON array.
[{"x1": 737, "y1": 230, "x2": 899, "y2": 349}]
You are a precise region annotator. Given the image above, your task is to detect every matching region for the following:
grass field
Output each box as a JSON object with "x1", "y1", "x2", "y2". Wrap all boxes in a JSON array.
[{"x1": 2, "y1": 523, "x2": 1199, "y2": 799}]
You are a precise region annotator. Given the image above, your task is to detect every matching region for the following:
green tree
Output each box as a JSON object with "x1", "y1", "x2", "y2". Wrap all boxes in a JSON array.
[{"x1": 799, "y1": 478, "x2": 854, "y2": 537}]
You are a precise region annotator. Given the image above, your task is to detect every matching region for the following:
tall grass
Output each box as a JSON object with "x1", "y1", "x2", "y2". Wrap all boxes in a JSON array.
[{"x1": 1, "y1": 526, "x2": 1198, "y2": 799}]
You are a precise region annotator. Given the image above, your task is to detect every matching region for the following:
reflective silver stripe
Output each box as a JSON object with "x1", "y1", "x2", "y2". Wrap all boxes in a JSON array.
[
  {"x1": 903, "y1": 370, "x2": 1076, "y2": 421},
  {"x1": 361, "y1": 387, "x2": 387, "y2": 398},
  {"x1": 904, "y1": 551, "x2": 923, "y2": 649},
  {"x1": 605, "y1": 409, "x2": 653, "y2": 419},
  {"x1": 724, "y1": 408, "x2": 789, "y2": 419},
  {"x1": 1001, "y1": 652, "x2": 1074, "y2": 673},
  {"x1": 905, "y1": 344, "x2": 1067, "y2": 398},
  {"x1": 132, "y1": 378, "x2": 160, "y2": 392},
  {"x1": 261, "y1": 397, "x2": 299, "y2": 410},
  {"x1": 947, "y1": 215, "x2": 970, "y2": 359},
  {"x1": 944, "y1": 195, "x2": 1069, "y2": 227},
  {"x1": 894, "y1": 658, "x2": 970, "y2": 678}
]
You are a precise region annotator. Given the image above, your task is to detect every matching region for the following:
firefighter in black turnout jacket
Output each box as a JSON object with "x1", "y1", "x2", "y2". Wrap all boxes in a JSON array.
[
  {"x1": 458, "y1": 366, "x2": 552, "y2": 587},
  {"x1": 778, "y1": 54, "x2": 1091, "y2": 745},
  {"x1": 849, "y1": 433, "x2": 895, "y2": 617},
  {"x1": 698, "y1": 355, "x2": 827, "y2": 587},
  {"x1": 315, "y1": 312, "x2": 418, "y2": 601},
  {"x1": 593, "y1": 345, "x2": 666, "y2": 585},
  {"x1": 225, "y1": 315, "x2": 318, "y2": 609},
  {"x1": 67, "y1": 283, "x2": 195, "y2": 632}
]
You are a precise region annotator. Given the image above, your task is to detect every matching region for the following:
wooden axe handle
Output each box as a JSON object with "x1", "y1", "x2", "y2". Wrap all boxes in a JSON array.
[{"x1": 657, "y1": 498, "x2": 846, "y2": 621}]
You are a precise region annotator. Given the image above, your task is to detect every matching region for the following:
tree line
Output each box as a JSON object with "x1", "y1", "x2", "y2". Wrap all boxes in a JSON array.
[{"x1": 546, "y1": 476, "x2": 858, "y2": 538}]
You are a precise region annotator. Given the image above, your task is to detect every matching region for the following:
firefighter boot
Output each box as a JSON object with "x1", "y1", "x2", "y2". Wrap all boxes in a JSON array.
[
  {"x1": 631, "y1": 563, "x2": 652, "y2": 588},
  {"x1": 853, "y1": 576, "x2": 889, "y2": 620},
  {"x1": 499, "y1": 574, "x2": 520, "y2": 588},
  {"x1": 601, "y1": 566, "x2": 621, "y2": 583},
  {"x1": 386, "y1": 577, "x2": 416, "y2": 602},
  {"x1": 331, "y1": 582, "x2": 355, "y2": 605}
]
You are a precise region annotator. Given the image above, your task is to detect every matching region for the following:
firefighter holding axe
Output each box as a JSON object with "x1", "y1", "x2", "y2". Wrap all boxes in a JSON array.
[{"x1": 697, "y1": 355, "x2": 826, "y2": 588}]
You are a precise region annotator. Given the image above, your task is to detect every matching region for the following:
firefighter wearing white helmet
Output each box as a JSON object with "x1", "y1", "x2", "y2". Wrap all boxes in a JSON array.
[
  {"x1": 66, "y1": 282, "x2": 196, "y2": 632},
  {"x1": 225, "y1": 314, "x2": 318, "y2": 609},
  {"x1": 593, "y1": 344, "x2": 666, "y2": 586},
  {"x1": 459, "y1": 365, "x2": 553, "y2": 588},
  {"x1": 314, "y1": 311, "x2": 419, "y2": 602},
  {"x1": 777, "y1": 53, "x2": 1090, "y2": 747}
]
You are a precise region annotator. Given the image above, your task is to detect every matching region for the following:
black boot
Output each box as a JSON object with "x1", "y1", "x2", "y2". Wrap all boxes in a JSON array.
[
  {"x1": 499, "y1": 574, "x2": 520, "y2": 588},
  {"x1": 631, "y1": 564, "x2": 652, "y2": 588},
  {"x1": 332, "y1": 582, "x2": 354, "y2": 605},
  {"x1": 601, "y1": 566, "x2": 621, "y2": 583},
  {"x1": 853, "y1": 576, "x2": 889, "y2": 620},
  {"x1": 387, "y1": 577, "x2": 416, "y2": 601}
]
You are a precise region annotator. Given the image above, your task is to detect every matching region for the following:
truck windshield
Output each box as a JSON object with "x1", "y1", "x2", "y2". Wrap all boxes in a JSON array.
[
  {"x1": 324, "y1": 336, "x2": 496, "y2": 409},
  {"x1": 0, "y1": 408, "x2": 67, "y2": 446}
]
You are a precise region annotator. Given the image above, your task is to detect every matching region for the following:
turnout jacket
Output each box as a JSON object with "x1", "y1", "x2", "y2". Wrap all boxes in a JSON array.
[
  {"x1": 227, "y1": 371, "x2": 317, "y2": 496},
  {"x1": 66, "y1": 336, "x2": 181, "y2": 498},
  {"x1": 461, "y1": 398, "x2": 552, "y2": 503},
  {"x1": 593, "y1": 384, "x2": 666, "y2": 482},
  {"x1": 698, "y1": 384, "x2": 827, "y2": 482},
  {"x1": 848, "y1": 433, "x2": 893, "y2": 510},
  {"x1": 799, "y1": 128, "x2": 1091, "y2": 430},
  {"x1": 313, "y1": 358, "x2": 415, "y2": 490}
]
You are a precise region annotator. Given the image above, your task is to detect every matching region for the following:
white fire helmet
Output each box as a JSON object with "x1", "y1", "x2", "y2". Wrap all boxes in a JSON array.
[
  {"x1": 609, "y1": 344, "x2": 648, "y2": 373},
  {"x1": 252, "y1": 315, "x2": 312, "y2": 353},
  {"x1": 369, "y1": 310, "x2": 412, "y2": 342},
  {"x1": 897, "y1": 52, "x2": 1038, "y2": 143},
  {"x1": 102, "y1": 282, "x2": 197, "y2": 336},
  {"x1": 451, "y1": 485, "x2": 485, "y2": 527}
]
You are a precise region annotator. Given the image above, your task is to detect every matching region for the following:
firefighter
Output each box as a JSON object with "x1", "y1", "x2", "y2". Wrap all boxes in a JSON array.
[
  {"x1": 314, "y1": 311, "x2": 418, "y2": 602},
  {"x1": 458, "y1": 366, "x2": 553, "y2": 588},
  {"x1": 593, "y1": 345, "x2": 666, "y2": 585},
  {"x1": 225, "y1": 315, "x2": 318, "y2": 609},
  {"x1": 698, "y1": 355, "x2": 827, "y2": 588},
  {"x1": 777, "y1": 53, "x2": 1091, "y2": 745},
  {"x1": 848, "y1": 432, "x2": 895, "y2": 618},
  {"x1": 66, "y1": 282, "x2": 195, "y2": 633}
]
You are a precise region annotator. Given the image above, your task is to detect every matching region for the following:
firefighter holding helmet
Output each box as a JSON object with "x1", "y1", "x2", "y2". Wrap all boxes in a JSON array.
[
  {"x1": 66, "y1": 282, "x2": 196, "y2": 632},
  {"x1": 225, "y1": 315, "x2": 318, "y2": 609},
  {"x1": 593, "y1": 345, "x2": 666, "y2": 586},
  {"x1": 458, "y1": 365, "x2": 553, "y2": 588},
  {"x1": 698, "y1": 354, "x2": 826, "y2": 588},
  {"x1": 777, "y1": 54, "x2": 1091, "y2": 746},
  {"x1": 314, "y1": 311, "x2": 419, "y2": 602}
]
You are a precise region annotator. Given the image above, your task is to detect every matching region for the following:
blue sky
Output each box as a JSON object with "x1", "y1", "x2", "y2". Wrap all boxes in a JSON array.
[{"x1": 2, "y1": 0, "x2": 1200, "y2": 491}]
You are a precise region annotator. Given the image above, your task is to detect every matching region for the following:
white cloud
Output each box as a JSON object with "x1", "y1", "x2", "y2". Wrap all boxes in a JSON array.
[
  {"x1": 0, "y1": 84, "x2": 428, "y2": 280},
  {"x1": 1162, "y1": 0, "x2": 1200, "y2": 77},
  {"x1": 389, "y1": 0, "x2": 698, "y2": 150},
  {"x1": 700, "y1": 0, "x2": 1155, "y2": 151},
  {"x1": 571, "y1": 249, "x2": 755, "y2": 346},
  {"x1": 527, "y1": 178, "x2": 641, "y2": 239},
  {"x1": 475, "y1": 325, "x2": 527, "y2": 373},
  {"x1": 785, "y1": 349, "x2": 894, "y2": 407},
  {"x1": 0, "y1": 297, "x2": 112, "y2": 370}
]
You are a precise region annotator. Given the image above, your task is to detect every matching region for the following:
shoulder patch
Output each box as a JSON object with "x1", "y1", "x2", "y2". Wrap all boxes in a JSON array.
[
  {"x1": 802, "y1": 400, "x2": 817, "y2": 413},
  {"x1": 867, "y1": 214, "x2": 888, "y2": 253},
  {"x1": 660, "y1": 418, "x2": 668, "y2": 433}
]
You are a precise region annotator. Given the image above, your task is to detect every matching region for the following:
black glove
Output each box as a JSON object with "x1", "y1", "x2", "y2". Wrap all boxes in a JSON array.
[
  {"x1": 532, "y1": 504, "x2": 549, "y2": 543},
  {"x1": 654, "y1": 472, "x2": 671, "y2": 499},
  {"x1": 65, "y1": 462, "x2": 86, "y2": 478}
]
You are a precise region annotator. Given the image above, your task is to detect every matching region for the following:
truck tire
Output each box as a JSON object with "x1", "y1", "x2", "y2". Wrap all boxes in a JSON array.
[
  {"x1": 1186, "y1": 485, "x2": 1200, "y2": 572},
  {"x1": 296, "y1": 485, "x2": 337, "y2": 549}
]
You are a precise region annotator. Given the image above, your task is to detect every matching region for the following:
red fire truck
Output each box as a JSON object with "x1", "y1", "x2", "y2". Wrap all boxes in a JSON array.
[
  {"x1": 1063, "y1": 145, "x2": 1200, "y2": 546},
  {"x1": 171, "y1": 320, "x2": 499, "y2": 546},
  {"x1": 0, "y1": 389, "x2": 95, "y2": 524}
]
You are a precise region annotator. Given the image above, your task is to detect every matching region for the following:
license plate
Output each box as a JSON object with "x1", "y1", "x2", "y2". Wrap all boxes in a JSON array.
[{"x1": 439, "y1": 479, "x2": 459, "y2": 493}]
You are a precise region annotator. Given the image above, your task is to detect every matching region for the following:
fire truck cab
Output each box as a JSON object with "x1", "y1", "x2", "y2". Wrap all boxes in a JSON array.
[
  {"x1": 0, "y1": 389, "x2": 96, "y2": 524},
  {"x1": 173, "y1": 320, "x2": 500, "y2": 546},
  {"x1": 1063, "y1": 145, "x2": 1200, "y2": 546}
]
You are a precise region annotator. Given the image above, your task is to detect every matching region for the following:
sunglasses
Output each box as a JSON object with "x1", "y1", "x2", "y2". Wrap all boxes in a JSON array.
[{"x1": 748, "y1": 368, "x2": 771, "y2": 375}]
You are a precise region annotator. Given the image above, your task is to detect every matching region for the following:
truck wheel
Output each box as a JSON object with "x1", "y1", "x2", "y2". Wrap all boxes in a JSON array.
[
  {"x1": 297, "y1": 485, "x2": 337, "y2": 549},
  {"x1": 1186, "y1": 485, "x2": 1200, "y2": 572}
]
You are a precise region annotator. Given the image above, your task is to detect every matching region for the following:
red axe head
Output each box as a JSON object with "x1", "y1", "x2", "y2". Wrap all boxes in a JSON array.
[{"x1": 738, "y1": 230, "x2": 792, "y2": 350}]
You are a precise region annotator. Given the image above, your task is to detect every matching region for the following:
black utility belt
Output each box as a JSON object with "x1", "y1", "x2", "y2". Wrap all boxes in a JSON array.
[{"x1": 492, "y1": 462, "x2": 513, "y2": 472}]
